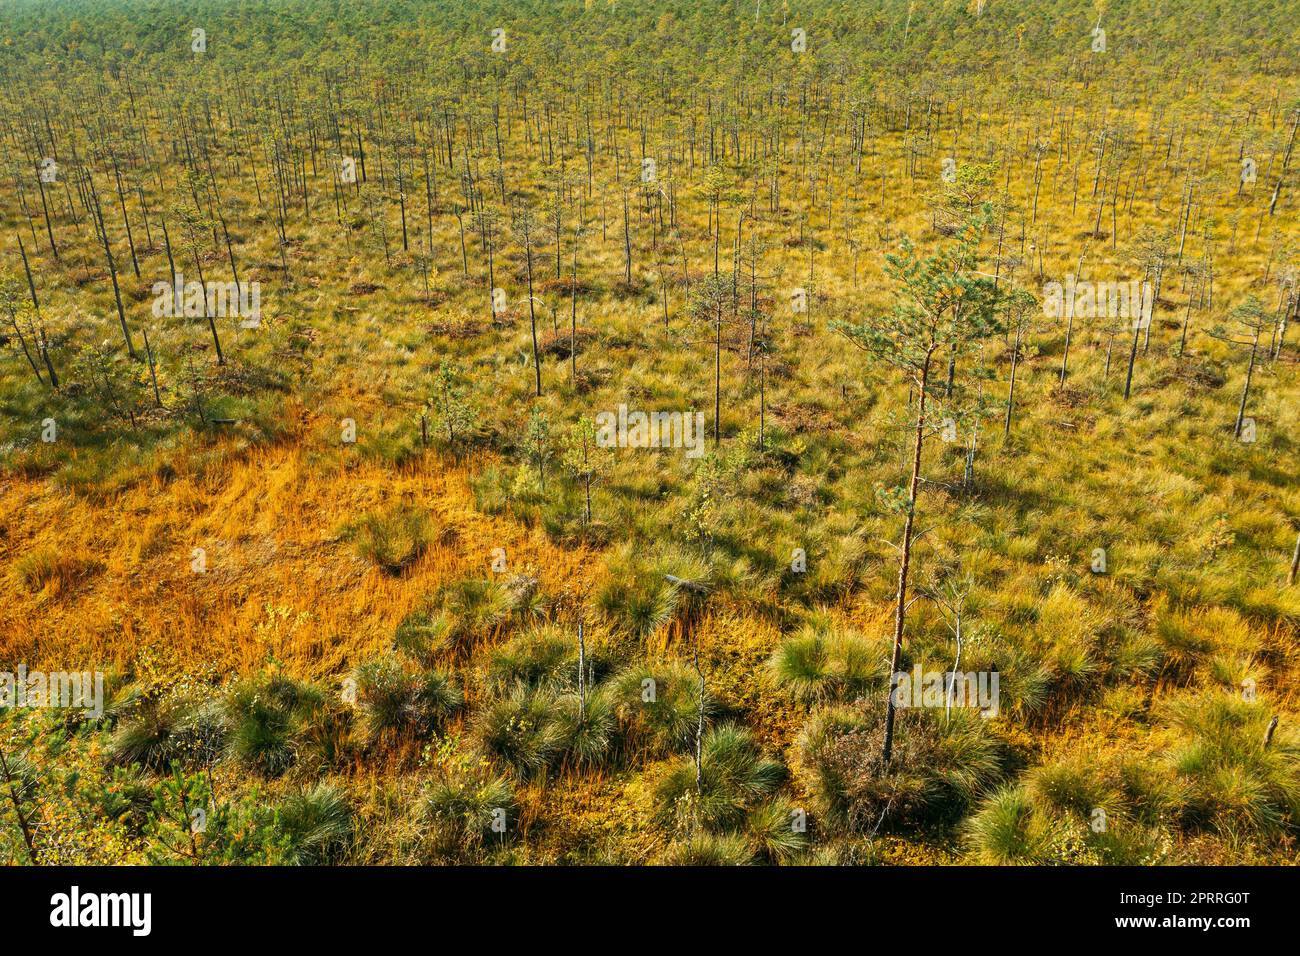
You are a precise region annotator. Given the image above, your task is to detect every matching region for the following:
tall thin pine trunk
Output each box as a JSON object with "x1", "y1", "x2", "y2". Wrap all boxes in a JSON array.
[{"x1": 883, "y1": 351, "x2": 932, "y2": 766}]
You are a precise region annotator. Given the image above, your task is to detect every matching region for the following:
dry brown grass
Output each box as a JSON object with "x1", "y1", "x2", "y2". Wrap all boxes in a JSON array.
[{"x1": 0, "y1": 441, "x2": 596, "y2": 678}]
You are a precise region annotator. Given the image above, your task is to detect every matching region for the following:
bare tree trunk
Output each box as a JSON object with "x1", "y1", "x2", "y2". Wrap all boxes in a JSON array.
[
  {"x1": 883, "y1": 351, "x2": 932, "y2": 766},
  {"x1": 526, "y1": 231, "x2": 541, "y2": 396},
  {"x1": 1004, "y1": 324, "x2": 1021, "y2": 435},
  {"x1": 577, "y1": 622, "x2": 586, "y2": 722},
  {"x1": 143, "y1": 326, "x2": 162, "y2": 406},
  {"x1": 88, "y1": 171, "x2": 136, "y2": 359},
  {"x1": 570, "y1": 232, "x2": 579, "y2": 383},
  {"x1": 1234, "y1": 330, "x2": 1260, "y2": 438},
  {"x1": 693, "y1": 643, "x2": 705, "y2": 798},
  {"x1": 1059, "y1": 255, "x2": 1083, "y2": 384},
  {"x1": 1287, "y1": 530, "x2": 1300, "y2": 586},
  {"x1": 945, "y1": 614, "x2": 963, "y2": 720},
  {"x1": 1268, "y1": 109, "x2": 1299, "y2": 216},
  {"x1": 34, "y1": 166, "x2": 58, "y2": 260},
  {"x1": 1122, "y1": 317, "x2": 1141, "y2": 400},
  {"x1": 622, "y1": 188, "x2": 632, "y2": 285},
  {"x1": 713, "y1": 300, "x2": 722, "y2": 446},
  {"x1": 7, "y1": 306, "x2": 44, "y2": 384},
  {"x1": 0, "y1": 742, "x2": 39, "y2": 864}
]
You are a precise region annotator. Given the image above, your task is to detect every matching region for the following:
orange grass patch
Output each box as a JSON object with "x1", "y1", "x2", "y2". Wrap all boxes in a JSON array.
[{"x1": 0, "y1": 444, "x2": 597, "y2": 680}]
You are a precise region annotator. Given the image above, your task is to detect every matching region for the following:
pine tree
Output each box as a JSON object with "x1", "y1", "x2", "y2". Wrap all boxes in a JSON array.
[{"x1": 831, "y1": 209, "x2": 1003, "y2": 766}]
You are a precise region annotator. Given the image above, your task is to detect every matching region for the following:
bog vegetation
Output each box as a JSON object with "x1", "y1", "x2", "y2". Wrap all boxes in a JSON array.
[{"x1": 1, "y1": 0, "x2": 1298, "y2": 865}]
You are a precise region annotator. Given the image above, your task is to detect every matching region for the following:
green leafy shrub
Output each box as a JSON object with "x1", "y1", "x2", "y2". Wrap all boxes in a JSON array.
[
  {"x1": 596, "y1": 544, "x2": 710, "y2": 638},
  {"x1": 794, "y1": 705, "x2": 1004, "y2": 832},
  {"x1": 551, "y1": 688, "x2": 618, "y2": 768},
  {"x1": 768, "y1": 624, "x2": 886, "y2": 703},
  {"x1": 610, "y1": 662, "x2": 716, "y2": 755},
  {"x1": 660, "y1": 832, "x2": 754, "y2": 865},
  {"x1": 422, "y1": 767, "x2": 516, "y2": 861},
  {"x1": 1166, "y1": 693, "x2": 1300, "y2": 838},
  {"x1": 486, "y1": 624, "x2": 611, "y2": 693},
  {"x1": 654, "y1": 724, "x2": 785, "y2": 831},
  {"x1": 107, "y1": 692, "x2": 226, "y2": 773},
  {"x1": 277, "y1": 783, "x2": 355, "y2": 864},
  {"x1": 351, "y1": 504, "x2": 432, "y2": 574},
  {"x1": 354, "y1": 657, "x2": 462, "y2": 745},
  {"x1": 473, "y1": 687, "x2": 565, "y2": 778},
  {"x1": 224, "y1": 676, "x2": 323, "y2": 778}
]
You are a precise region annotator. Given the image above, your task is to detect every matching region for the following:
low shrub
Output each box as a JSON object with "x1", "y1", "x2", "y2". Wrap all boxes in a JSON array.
[{"x1": 794, "y1": 704, "x2": 1004, "y2": 832}]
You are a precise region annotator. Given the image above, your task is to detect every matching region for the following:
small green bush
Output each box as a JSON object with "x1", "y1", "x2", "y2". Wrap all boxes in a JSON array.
[
  {"x1": 277, "y1": 783, "x2": 355, "y2": 865},
  {"x1": 794, "y1": 704, "x2": 1004, "y2": 832},
  {"x1": 351, "y1": 504, "x2": 432, "y2": 574}
]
